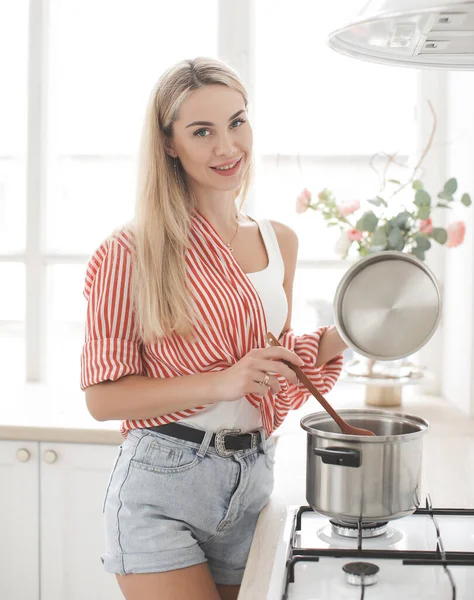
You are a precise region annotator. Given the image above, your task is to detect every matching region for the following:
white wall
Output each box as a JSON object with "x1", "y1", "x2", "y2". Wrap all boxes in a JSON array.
[
  {"x1": 441, "y1": 72, "x2": 474, "y2": 415},
  {"x1": 417, "y1": 71, "x2": 448, "y2": 396}
]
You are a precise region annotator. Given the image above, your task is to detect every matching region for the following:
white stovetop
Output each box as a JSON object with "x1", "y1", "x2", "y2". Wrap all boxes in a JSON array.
[
  {"x1": 238, "y1": 386, "x2": 474, "y2": 600},
  {"x1": 268, "y1": 506, "x2": 474, "y2": 599}
]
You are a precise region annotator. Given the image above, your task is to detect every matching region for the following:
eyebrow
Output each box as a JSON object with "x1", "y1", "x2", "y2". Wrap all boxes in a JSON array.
[{"x1": 185, "y1": 109, "x2": 246, "y2": 128}]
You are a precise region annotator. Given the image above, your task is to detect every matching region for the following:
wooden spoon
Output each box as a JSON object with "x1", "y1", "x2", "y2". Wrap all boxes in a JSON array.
[{"x1": 265, "y1": 332, "x2": 376, "y2": 437}]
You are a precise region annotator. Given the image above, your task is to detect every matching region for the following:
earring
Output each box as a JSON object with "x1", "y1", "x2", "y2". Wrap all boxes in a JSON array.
[{"x1": 173, "y1": 157, "x2": 179, "y2": 183}]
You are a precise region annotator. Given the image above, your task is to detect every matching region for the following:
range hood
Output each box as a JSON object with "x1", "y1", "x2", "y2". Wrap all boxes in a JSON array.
[{"x1": 327, "y1": 0, "x2": 474, "y2": 69}]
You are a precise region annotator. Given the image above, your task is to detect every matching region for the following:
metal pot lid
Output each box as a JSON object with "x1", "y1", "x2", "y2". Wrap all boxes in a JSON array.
[{"x1": 333, "y1": 251, "x2": 441, "y2": 361}]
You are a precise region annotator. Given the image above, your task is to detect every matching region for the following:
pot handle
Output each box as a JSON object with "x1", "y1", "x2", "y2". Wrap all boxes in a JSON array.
[{"x1": 313, "y1": 446, "x2": 361, "y2": 468}]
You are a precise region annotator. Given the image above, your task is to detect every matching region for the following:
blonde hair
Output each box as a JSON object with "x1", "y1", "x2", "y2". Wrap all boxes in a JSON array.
[{"x1": 130, "y1": 57, "x2": 253, "y2": 344}]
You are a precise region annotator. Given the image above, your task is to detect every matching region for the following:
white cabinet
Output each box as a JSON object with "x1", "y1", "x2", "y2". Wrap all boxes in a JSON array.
[
  {"x1": 0, "y1": 441, "x2": 39, "y2": 600},
  {"x1": 0, "y1": 440, "x2": 124, "y2": 600}
]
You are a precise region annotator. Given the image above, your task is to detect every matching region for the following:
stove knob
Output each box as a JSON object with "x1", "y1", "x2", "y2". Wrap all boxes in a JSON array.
[{"x1": 343, "y1": 562, "x2": 380, "y2": 586}]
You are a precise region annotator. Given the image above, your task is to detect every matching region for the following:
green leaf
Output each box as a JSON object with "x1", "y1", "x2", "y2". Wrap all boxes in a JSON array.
[
  {"x1": 412, "y1": 180, "x2": 424, "y2": 191},
  {"x1": 414, "y1": 234, "x2": 431, "y2": 251},
  {"x1": 388, "y1": 179, "x2": 401, "y2": 185},
  {"x1": 414, "y1": 189, "x2": 431, "y2": 208},
  {"x1": 367, "y1": 196, "x2": 387, "y2": 207},
  {"x1": 387, "y1": 227, "x2": 405, "y2": 251},
  {"x1": 444, "y1": 178, "x2": 458, "y2": 194},
  {"x1": 358, "y1": 246, "x2": 370, "y2": 257},
  {"x1": 411, "y1": 247, "x2": 426, "y2": 261},
  {"x1": 437, "y1": 191, "x2": 454, "y2": 201},
  {"x1": 462, "y1": 193, "x2": 472, "y2": 207},
  {"x1": 431, "y1": 227, "x2": 448, "y2": 245},
  {"x1": 393, "y1": 211, "x2": 411, "y2": 229},
  {"x1": 418, "y1": 206, "x2": 431, "y2": 220},
  {"x1": 371, "y1": 228, "x2": 388, "y2": 251},
  {"x1": 355, "y1": 211, "x2": 379, "y2": 233},
  {"x1": 436, "y1": 202, "x2": 452, "y2": 209},
  {"x1": 367, "y1": 198, "x2": 383, "y2": 207}
]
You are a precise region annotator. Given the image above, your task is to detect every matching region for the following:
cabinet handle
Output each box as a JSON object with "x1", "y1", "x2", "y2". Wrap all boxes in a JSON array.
[
  {"x1": 44, "y1": 450, "x2": 58, "y2": 464},
  {"x1": 16, "y1": 448, "x2": 31, "y2": 463}
]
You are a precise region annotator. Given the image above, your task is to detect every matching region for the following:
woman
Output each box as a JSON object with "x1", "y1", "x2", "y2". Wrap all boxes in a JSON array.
[{"x1": 81, "y1": 57, "x2": 346, "y2": 600}]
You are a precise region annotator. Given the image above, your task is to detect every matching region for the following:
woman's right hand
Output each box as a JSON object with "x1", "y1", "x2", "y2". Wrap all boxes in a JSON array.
[{"x1": 213, "y1": 346, "x2": 305, "y2": 402}]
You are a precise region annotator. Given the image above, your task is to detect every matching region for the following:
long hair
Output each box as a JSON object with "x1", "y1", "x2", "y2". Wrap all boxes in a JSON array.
[{"x1": 130, "y1": 57, "x2": 254, "y2": 344}]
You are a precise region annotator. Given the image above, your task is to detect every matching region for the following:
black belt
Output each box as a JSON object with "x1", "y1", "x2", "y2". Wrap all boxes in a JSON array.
[{"x1": 146, "y1": 422, "x2": 262, "y2": 457}]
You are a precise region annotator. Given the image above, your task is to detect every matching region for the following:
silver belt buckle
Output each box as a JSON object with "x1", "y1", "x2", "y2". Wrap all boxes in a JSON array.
[
  {"x1": 249, "y1": 431, "x2": 259, "y2": 451},
  {"x1": 215, "y1": 428, "x2": 241, "y2": 457},
  {"x1": 214, "y1": 429, "x2": 259, "y2": 457}
]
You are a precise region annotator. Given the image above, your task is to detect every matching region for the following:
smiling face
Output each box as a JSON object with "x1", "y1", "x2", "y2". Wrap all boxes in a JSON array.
[{"x1": 166, "y1": 84, "x2": 253, "y2": 195}]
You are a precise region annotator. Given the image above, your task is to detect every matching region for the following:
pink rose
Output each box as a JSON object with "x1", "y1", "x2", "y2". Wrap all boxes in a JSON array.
[
  {"x1": 337, "y1": 199, "x2": 360, "y2": 217},
  {"x1": 419, "y1": 218, "x2": 433, "y2": 234},
  {"x1": 296, "y1": 188, "x2": 311, "y2": 214},
  {"x1": 446, "y1": 221, "x2": 466, "y2": 248},
  {"x1": 347, "y1": 228, "x2": 363, "y2": 241}
]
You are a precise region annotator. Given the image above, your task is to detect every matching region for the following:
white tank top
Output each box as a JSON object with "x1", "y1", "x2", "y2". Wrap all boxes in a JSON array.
[{"x1": 184, "y1": 218, "x2": 288, "y2": 433}]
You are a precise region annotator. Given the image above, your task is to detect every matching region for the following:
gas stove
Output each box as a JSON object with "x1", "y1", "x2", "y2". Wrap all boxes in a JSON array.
[{"x1": 267, "y1": 496, "x2": 474, "y2": 599}]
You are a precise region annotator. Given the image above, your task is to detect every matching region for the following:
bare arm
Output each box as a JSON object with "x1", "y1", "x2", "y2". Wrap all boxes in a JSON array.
[
  {"x1": 85, "y1": 344, "x2": 303, "y2": 422},
  {"x1": 85, "y1": 372, "x2": 219, "y2": 422},
  {"x1": 314, "y1": 325, "x2": 348, "y2": 367}
]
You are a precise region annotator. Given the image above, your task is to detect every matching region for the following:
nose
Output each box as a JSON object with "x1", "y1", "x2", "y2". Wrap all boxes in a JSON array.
[{"x1": 214, "y1": 129, "x2": 237, "y2": 157}]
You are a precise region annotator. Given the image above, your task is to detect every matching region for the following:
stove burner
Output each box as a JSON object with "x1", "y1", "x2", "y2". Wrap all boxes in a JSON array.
[
  {"x1": 330, "y1": 519, "x2": 388, "y2": 538},
  {"x1": 342, "y1": 561, "x2": 380, "y2": 586}
]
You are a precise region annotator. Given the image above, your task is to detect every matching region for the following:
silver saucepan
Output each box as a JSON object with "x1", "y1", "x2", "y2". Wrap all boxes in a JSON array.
[{"x1": 301, "y1": 409, "x2": 429, "y2": 525}]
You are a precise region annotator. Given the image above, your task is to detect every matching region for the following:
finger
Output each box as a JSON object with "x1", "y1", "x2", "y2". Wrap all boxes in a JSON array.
[
  {"x1": 249, "y1": 372, "x2": 280, "y2": 395},
  {"x1": 254, "y1": 360, "x2": 299, "y2": 385},
  {"x1": 258, "y1": 346, "x2": 305, "y2": 367},
  {"x1": 255, "y1": 373, "x2": 280, "y2": 395}
]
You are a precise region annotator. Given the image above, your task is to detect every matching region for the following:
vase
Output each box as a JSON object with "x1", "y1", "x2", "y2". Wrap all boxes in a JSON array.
[{"x1": 343, "y1": 356, "x2": 425, "y2": 408}]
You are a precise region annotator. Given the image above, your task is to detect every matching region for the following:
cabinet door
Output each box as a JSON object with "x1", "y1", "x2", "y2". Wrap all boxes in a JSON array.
[
  {"x1": 40, "y1": 442, "x2": 123, "y2": 600},
  {"x1": 0, "y1": 440, "x2": 39, "y2": 600}
]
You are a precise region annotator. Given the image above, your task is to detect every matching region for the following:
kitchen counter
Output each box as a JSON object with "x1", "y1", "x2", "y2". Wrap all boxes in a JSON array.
[
  {"x1": 0, "y1": 383, "x2": 122, "y2": 444},
  {"x1": 238, "y1": 385, "x2": 474, "y2": 600}
]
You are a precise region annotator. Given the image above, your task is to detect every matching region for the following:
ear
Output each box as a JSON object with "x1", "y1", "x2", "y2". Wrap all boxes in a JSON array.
[{"x1": 163, "y1": 137, "x2": 177, "y2": 158}]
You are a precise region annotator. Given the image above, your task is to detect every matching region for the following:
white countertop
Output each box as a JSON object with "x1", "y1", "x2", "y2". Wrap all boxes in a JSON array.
[
  {"x1": 0, "y1": 383, "x2": 122, "y2": 444},
  {"x1": 238, "y1": 385, "x2": 474, "y2": 600}
]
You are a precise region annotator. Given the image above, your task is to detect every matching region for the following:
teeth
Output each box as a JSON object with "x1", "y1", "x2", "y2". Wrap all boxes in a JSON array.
[{"x1": 215, "y1": 159, "x2": 239, "y2": 171}]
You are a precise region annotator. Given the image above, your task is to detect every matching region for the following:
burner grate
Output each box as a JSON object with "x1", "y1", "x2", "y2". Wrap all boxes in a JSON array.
[{"x1": 282, "y1": 496, "x2": 474, "y2": 600}]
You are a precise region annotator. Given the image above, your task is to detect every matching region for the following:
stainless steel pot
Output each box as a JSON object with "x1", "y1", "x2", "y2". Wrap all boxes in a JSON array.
[
  {"x1": 301, "y1": 409, "x2": 429, "y2": 524},
  {"x1": 333, "y1": 251, "x2": 441, "y2": 361}
]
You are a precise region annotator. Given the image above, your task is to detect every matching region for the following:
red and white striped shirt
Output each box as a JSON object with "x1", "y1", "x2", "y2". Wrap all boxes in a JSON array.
[{"x1": 80, "y1": 211, "x2": 343, "y2": 438}]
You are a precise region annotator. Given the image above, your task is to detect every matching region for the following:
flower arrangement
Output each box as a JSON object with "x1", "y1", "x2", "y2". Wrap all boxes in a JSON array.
[{"x1": 295, "y1": 103, "x2": 471, "y2": 262}]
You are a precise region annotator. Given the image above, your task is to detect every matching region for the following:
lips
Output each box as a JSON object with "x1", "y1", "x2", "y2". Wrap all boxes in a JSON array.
[
  {"x1": 210, "y1": 157, "x2": 242, "y2": 170},
  {"x1": 209, "y1": 157, "x2": 243, "y2": 177}
]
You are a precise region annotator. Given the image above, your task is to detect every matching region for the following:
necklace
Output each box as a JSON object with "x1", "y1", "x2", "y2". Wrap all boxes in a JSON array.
[
  {"x1": 226, "y1": 215, "x2": 240, "y2": 252},
  {"x1": 224, "y1": 213, "x2": 239, "y2": 252}
]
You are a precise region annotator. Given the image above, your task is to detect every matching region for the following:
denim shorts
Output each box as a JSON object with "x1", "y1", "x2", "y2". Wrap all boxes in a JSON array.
[{"x1": 101, "y1": 425, "x2": 276, "y2": 585}]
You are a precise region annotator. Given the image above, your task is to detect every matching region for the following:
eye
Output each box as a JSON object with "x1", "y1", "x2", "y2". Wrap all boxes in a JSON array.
[
  {"x1": 231, "y1": 118, "x2": 246, "y2": 128},
  {"x1": 194, "y1": 128, "x2": 210, "y2": 137}
]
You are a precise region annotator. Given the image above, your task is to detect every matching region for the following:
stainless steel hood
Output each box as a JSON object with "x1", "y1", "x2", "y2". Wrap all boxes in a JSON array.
[{"x1": 327, "y1": 1, "x2": 474, "y2": 69}]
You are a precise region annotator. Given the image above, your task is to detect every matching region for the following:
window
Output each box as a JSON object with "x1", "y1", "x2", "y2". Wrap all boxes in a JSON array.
[
  {"x1": 0, "y1": 0, "x2": 28, "y2": 380},
  {"x1": 2, "y1": 0, "x2": 218, "y2": 386},
  {"x1": 2, "y1": 0, "x2": 423, "y2": 392},
  {"x1": 253, "y1": 0, "x2": 418, "y2": 334}
]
